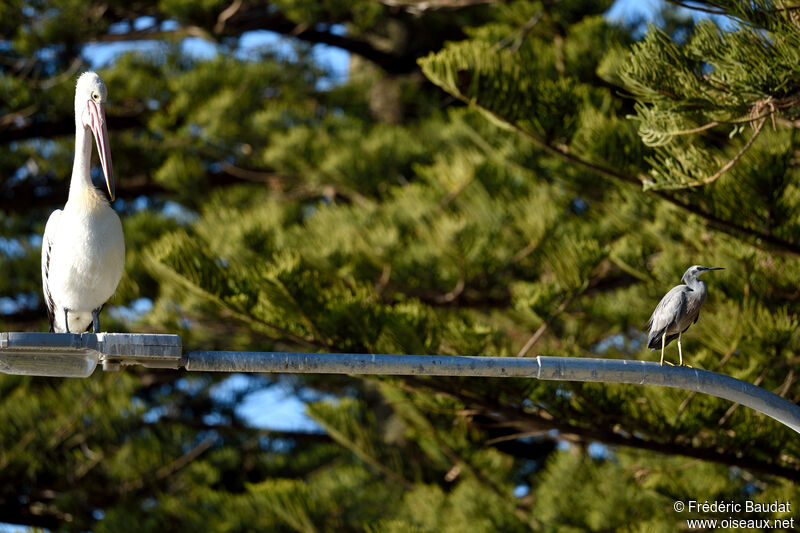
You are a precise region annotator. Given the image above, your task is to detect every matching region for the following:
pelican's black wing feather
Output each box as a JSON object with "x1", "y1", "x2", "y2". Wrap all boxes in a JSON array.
[{"x1": 41, "y1": 210, "x2": 61, "y2": 332}]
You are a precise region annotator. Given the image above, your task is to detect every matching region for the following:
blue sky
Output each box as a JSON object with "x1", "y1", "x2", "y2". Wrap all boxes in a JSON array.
[{"x1": 606, "y1": 0, "x2": 663, "y2": 22}]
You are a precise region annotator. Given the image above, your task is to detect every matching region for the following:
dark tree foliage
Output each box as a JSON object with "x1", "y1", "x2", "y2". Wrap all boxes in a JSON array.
[{"x1": 1, "y1": 0, "x2": 798, "y2": 530}]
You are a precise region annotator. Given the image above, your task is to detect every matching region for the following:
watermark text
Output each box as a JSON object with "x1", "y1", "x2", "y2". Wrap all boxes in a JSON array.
[{"x1": 673, "y1": 500, "x2": 793, "y2": 530}]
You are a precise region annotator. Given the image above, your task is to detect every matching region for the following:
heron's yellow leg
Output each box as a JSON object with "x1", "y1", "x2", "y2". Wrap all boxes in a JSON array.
[{"x1": 677, "y1": 332, "x2": 693, "y2": 367}]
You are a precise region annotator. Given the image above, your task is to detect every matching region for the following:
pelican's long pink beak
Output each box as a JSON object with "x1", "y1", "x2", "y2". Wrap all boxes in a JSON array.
[{"x1": 86, "y1": 99, "x2": 115, "y2": 200}]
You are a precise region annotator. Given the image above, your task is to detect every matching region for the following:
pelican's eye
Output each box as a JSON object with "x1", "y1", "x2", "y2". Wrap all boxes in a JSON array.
[{"x1": 91, "y1": 92, "x2": 100, "y2": 102}]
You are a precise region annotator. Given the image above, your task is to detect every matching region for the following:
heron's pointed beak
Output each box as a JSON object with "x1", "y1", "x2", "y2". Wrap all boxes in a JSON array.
[
  {"x1": 86, "y1": 100, "x2": 115, "y2": 201},
  {"x1": 703, "y1": 267, "x2": 724, "y2": 271}
]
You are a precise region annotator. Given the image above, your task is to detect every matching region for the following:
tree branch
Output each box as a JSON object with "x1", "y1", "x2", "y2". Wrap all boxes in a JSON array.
[
  {"x1": 692, "y1": 117, "x2": 767, "y2": 187},
  {"x1": 118, "y1": 434, "x2": 216, "y2": 493},
  {"x1": 89, "y1": 7, "x2": 422, "y2": 74},
  {"x1": 0, "y1": 165, "x2": 292, "y2": 214},
  {"x1": 0, "y1": 501, "x2": 64, "y2": 531},
  {"x1": 473, "y1": 104, "x2": 800, "y2": 257},
  {"x1": 403, "y1": 376, "x2": 800, "y2": 482},
  {"x1": 0, "y1": 113, "x2": 146, "y2": 144},
  {"x1": 212, "y1": 7, "x2": 423, "y2": 73},
  {"x1": 667, "y1": 1, "x2": 729, "y2": 15},
  {"x1": 0, "y1": 308, "x2": 46, "y2": 329},
  {"x1": 516, "y1": 289, "x2": 580, "y2": 357},
  {"x1": 379, "y1": 0, "x2": 498, "y2": 13}
]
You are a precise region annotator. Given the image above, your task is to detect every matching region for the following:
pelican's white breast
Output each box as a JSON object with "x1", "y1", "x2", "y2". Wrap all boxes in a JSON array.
[{"x1": 46, "y1": 191, "x2": 125, "y2": 312}]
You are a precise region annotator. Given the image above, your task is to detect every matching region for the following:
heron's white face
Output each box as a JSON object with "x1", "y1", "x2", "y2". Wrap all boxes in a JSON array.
[
  {"x1": 682, "y1": 264, "x2": 723, "y2": 283},
  {"x1": 684, "y1": 265, "x2": 703, "y2": 280},
  {"x1": 75, "y1": 72, "x2": 114, "y2": 200}
]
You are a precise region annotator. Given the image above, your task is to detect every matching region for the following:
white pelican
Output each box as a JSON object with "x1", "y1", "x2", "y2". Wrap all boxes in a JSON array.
[{"x1": 41, "y1": 71, "x2": 125, "y2": 333}]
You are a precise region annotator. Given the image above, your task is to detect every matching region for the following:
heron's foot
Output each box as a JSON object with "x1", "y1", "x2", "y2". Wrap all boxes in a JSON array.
[
  {"x1": 679, "y1": 363, "x2": 693, "y2": 368},
  {"x1": 662, "y1": 361, "x2": 676, "y2": 367},
  {"x1": 92, "y1": 308, "x2": 101, "y2": 333}
]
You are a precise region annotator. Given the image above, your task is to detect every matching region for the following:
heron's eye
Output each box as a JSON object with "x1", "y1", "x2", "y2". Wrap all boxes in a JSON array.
[{"x1": 91, "y1": 92, "x2": 100, "y2": 101}]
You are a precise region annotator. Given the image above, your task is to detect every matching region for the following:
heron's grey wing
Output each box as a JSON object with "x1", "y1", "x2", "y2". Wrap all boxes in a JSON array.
[
  {"x1": 647, "y1": 286, "x2": 687, "y2": 349},
  {"x1": 42, "y1": 209, "x2": 61, "y2": 332}
]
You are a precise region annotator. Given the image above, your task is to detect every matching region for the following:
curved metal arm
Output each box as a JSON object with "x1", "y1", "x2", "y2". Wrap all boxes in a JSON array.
[
  {"x1": 185, "y1": 351, "x2": 800, "y2": 433},
  {"x1": 1, "y1": 332, "x2": 797, "y2": 432}
]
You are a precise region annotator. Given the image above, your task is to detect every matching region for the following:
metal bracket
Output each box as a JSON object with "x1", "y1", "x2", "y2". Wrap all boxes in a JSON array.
[{"x1": 0, "y1": 332, "x2": 183, "y2": 377}]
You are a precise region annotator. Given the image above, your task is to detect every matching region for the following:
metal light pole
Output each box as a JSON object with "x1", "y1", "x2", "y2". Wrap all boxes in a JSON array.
[{"x1": 2, "y1": 332, "x2": 799, "y2": 433}]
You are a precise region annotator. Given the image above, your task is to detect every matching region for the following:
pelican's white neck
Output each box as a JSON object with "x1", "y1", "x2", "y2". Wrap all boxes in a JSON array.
[{"x1": 68, "y1": 118, "x2": 96, "y2": 204}]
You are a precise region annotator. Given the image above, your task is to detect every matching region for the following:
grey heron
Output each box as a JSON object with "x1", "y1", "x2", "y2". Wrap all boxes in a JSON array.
[
  {"x1": 647, "y1": 265, "x2": 723, "y2": 366},
  {"x1": 41, "y1": 72, "x2": 125, "y2": 333}
]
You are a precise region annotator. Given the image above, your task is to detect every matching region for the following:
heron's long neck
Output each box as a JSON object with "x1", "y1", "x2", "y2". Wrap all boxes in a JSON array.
[
  {"x1": 686, "y1": 277, "x2": 707, "y2": 295},
  {"x1": 67, "y1": 121, "x2": 95, "y2": 205}
]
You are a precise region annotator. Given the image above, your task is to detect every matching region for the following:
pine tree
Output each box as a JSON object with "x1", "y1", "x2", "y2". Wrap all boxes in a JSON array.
[{"x1": 1, "y1": 1, "x2": 799, "y2": 530}]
